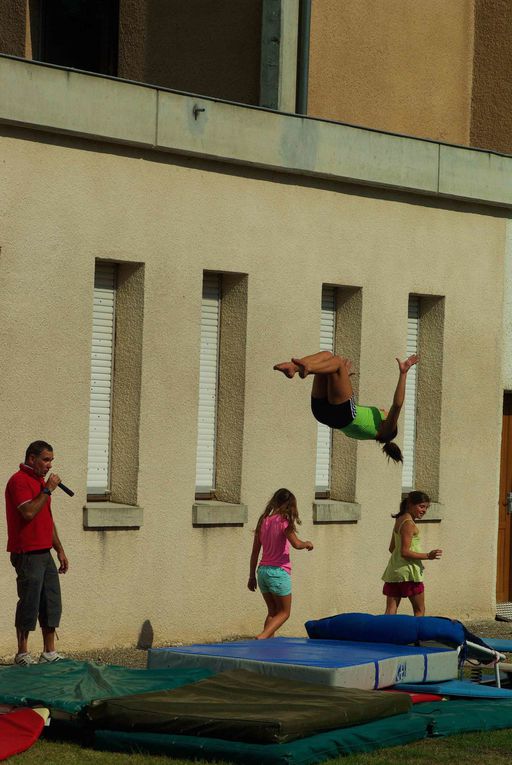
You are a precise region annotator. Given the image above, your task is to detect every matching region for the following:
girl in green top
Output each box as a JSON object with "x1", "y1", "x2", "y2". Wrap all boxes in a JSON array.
[
  {"x1": 273, "y1": 351, "x2": 417, "y2": 463},
  {"x1": 382, "y1": 491, "x2": 442, "y2": 616}
]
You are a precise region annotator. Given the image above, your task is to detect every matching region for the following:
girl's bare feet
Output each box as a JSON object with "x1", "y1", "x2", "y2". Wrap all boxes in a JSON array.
[
  {"x1": 291, "y1": 357, "x2": 309, "y2": 378},
  {"x1": 273, "y1": 361, "x2": 299, "y2": 378}
]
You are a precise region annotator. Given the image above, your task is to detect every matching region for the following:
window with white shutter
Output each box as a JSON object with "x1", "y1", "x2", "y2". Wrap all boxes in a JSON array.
[
  {"x1": 315, "y1": 286, "x2": 336, "y2": 494},
  {"x1": 87, "y1": 262, "x2": 116, "y2": 495},
  {"x1": 195, "y1": 273, "x2": 221, "y2": 494},
  {"x1": 402, "y1": 296, "x2": 419, "y2": 492}
]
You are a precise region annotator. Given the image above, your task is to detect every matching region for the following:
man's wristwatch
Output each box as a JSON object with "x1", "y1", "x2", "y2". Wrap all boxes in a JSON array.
[{"x1": 42, "y1": 487, "x2": 52, "y2": 496}]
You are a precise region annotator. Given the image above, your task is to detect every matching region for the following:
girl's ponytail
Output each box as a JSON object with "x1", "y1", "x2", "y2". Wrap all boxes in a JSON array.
[{"x1": 381, "y1": 441, "x2": 403, "y2": 464}]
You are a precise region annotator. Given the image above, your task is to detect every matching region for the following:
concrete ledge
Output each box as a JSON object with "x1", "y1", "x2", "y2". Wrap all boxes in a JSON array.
[
  {"x1": 439, "y1": 145, "x2": 512, "y2": 206},
  {"x1": 417, "y1": 502, "x2": 443, "y2": 522},
  {"x1": 2, "y1": 56, "x2": 512, "y2": 208},
  {"x1": 312, "y1": 500, "x2": 361, "y2": 523},
  {"x1": 83, "y1": 502, "x2": 143, "y2": 529},
  {"x1": 0, "y1": 56, "x2": 156, "y2": 146},
  {"x1": 156, "y1": 90, "x2": 439, "y2": 194},
  {"x1": 192, "y1": 502, "x2": 248, "y2": 526}
]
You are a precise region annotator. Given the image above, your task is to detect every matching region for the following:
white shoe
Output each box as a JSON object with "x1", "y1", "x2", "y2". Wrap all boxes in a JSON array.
[
  {"x1": 38, "y1": 651, "x2": 65, "y2": 663},
  {"x1": 14, "y1": 652, "x2": 37, "y2": 666}
]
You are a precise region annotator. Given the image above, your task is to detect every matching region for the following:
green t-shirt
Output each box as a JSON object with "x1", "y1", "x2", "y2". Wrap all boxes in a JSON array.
[{"x1": 339, "y1": 404, "x2": 385, "y2": 441}]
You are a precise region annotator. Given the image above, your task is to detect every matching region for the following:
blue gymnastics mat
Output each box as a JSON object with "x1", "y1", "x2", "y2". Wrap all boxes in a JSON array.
[
  {"x1": 148, "y1": 638, "x2": 458, "y2": 690},
  {"x1": 393, "y1": 679, "x2": 512, "y2": 698},
  {"x1": 484, "y1": 637, "x2": 512, "y2": 652}
]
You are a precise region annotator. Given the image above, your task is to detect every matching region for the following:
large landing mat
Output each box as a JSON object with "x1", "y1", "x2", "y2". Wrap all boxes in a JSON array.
[
  {"x1": 87, "y1": 668, "x2": 411, "y2": 744},
  {"x1": 148, "y1": 637, "x2": 458, "y2": 690},
  {"x1": 393, "y1": 679, "x2": 512, "y2": 698},
  {"x1": 0, "y1": 708, "x2": 48, "y2": 761},
  {"x1": 93, "y1": 699, "x2": 512, "y2": 765},
  {"x1": 94, "y1": 710, "x2": 426, "y2": 765},
  {"x1": 0, "y1": 660, "x2": 211, "y2": 714}
]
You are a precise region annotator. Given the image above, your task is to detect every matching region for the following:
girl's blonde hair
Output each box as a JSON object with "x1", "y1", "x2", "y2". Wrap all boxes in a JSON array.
[{"x1": 255, "y1": 488, "x2": 300, "y2": 536}]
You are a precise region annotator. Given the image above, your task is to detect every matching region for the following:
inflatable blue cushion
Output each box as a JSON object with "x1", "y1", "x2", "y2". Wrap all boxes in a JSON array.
[{"x1": 305, "y1": 612, "x2": 465, "y2": 647}]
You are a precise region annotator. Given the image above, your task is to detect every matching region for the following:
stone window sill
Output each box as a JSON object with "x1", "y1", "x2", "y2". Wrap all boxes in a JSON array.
[
  {"x1": 312, "y1": 500, "x2": 361, "y2": 524},
  {"x1": 192, "y1": 501, "x2": 247, "y2": 526},
  {"x1": 83, "y1": 502, "x2": 143, "y2": 529}
]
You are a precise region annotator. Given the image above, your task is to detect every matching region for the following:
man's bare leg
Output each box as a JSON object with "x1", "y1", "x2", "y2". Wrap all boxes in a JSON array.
[
  {"x1": 42, "y1": 626, "x2": 56, "y2": 653},
  {"x1": 16, "y1": 628, "x2": 29, "y2": 655}
]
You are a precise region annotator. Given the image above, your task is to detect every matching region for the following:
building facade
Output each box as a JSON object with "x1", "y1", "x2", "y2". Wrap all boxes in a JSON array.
[{"x1": 0, "y1": 2, "x2": 511, "y2": 651}]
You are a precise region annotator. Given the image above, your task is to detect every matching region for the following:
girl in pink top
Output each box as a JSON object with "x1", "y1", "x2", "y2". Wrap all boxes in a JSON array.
[{"x1": 248, "y1": 488, "x2": 313, "y2": 639}]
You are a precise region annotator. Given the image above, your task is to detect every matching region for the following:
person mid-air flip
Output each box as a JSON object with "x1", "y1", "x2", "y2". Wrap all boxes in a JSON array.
[{"x1": 273, "y1": 351, "x2": 418, "y2": 463}]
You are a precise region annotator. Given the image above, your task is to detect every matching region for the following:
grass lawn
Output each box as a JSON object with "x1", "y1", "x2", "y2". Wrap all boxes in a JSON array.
[{"x1": 13, "y1": 726, "x2": 512, "y2": 765}]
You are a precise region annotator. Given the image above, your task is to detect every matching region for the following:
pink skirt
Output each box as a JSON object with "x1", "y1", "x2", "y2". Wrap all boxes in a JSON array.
[{"x1": 383, "y1": 581, "x2": 424, "y2": 597}]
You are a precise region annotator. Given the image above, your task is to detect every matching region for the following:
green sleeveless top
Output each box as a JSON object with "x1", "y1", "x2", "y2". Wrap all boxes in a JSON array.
[
  {"x1": 382, "y1": 519, "x2": 424, "y2": 583},
  {"x1": 339, "y1": 404, "x2": 385, "y2": 441}
]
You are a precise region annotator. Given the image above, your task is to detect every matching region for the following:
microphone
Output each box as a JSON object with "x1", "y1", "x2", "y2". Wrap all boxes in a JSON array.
[{"x1": 57, "y1": 482, "x2": 75, "y2": 497}]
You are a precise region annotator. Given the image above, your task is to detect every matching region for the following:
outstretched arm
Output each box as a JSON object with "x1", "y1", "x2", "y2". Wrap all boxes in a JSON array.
[
  {"x1": 286, "y1": 529, "x2": 314, "y2": 551},
  {"x1": 380, "y1": 355, "x2": 418, "y2": 437}
]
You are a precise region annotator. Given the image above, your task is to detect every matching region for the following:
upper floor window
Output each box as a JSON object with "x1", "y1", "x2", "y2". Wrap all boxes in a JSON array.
[{"x1": 39, "y1": 0, "x2": 119, "y2": 75}]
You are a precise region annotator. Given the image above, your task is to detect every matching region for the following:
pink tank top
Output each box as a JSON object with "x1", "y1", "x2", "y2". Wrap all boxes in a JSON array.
[{"x1": 259, "y1": 514, "x2": 291, "y2": 573}]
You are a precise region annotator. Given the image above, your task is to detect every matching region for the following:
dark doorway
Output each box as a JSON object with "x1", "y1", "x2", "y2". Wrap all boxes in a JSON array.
[{"x1": 497, "y1": 393, "x2": 512, "y2": 603}]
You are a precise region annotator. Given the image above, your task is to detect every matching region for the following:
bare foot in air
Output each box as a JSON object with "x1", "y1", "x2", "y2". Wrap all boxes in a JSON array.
[
  {"x1": 291, "y1": 357, "x2": 309, "y2": 378},
  {"x1": 273, "y1": 361, "x2": 299, "y2": 378}
]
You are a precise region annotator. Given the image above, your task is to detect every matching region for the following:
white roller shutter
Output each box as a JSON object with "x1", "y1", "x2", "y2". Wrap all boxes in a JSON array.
[
  {"x1": 315, "y1": 286, "x2": 336, "y2": 493},
  {"x1": 402, "y1": 296, "x2": 419, "y2": 491},
  {"x1": 87, "y1": 263, "x2": 116, "y2": 495},
  {"x1": 195, "y1": 273, "x2": 221, "y2": 493}
]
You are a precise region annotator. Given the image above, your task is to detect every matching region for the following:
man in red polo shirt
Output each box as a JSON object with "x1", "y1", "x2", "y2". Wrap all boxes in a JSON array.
[{"x1": 6, "y1": 440, "x2": 69, "y2": 666}]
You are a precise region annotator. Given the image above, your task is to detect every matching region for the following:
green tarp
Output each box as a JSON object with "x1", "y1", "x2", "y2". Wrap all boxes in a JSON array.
[
  {"x1": 87, "y1": 668, "x2": 412, "y2": 744},
  {"x1": 0, "y1": 660, "x2": 211, "y2": 714}
]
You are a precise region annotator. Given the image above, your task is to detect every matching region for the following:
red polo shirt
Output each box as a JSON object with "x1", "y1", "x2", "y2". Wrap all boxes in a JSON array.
[{"x1": 5, "y1": 464, "x2": 53, "y2": 553}]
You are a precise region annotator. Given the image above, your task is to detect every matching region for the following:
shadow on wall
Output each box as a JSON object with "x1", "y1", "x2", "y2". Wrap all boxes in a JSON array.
[{"x1": 137, "y1": 619, "x2": 154, "y2": 649}]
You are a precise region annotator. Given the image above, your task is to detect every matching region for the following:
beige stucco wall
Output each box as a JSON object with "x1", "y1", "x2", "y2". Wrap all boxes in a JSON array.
[
  {"x1": 0, "y1": 0, "x2": 26, "y2": 56},
  {"x1": 471, "y1": 0, "x2": 512, "y2": 153},
  {"x1": 308, "y1": 0, "x2": 475, "y2": 144},
  {"x1": 0, "y1": 119, "x2": 505, "y2": 652}
]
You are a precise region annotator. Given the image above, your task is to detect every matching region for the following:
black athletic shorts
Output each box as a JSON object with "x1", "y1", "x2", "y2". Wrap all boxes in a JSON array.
[
  {"x1": 311, "y1": 395, "x2": 357, "y2": 429},
  {"x1": 10, "y1": 550, "x2": 62, "y2": 631}
]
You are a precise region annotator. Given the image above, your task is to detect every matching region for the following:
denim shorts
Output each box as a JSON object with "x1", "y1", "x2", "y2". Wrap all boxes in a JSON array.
[{"x1": 257, "y1": 566, "x2": 292, "y2": 596}]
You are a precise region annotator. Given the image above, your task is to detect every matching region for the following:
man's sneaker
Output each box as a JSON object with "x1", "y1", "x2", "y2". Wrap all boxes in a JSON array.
[
  {"x1": 38, "y1": 651, "x2": 65, "y2": 663},
  {"x1": 14, "y1": 652, "x2": 37, "y2": 666}
]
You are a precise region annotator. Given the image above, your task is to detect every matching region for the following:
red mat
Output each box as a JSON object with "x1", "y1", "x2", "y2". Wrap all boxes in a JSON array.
[
  {"x1": 0, "y1": 708, "x2": 48, "y2": 760},
  {"x1": 385, "y1": 689, "x2": 443, "y2": 704}
]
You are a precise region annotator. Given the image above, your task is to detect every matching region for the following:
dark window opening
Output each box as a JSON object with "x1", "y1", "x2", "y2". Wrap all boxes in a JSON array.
[{"x1": 39, "y1": 0, "x2": 119, "y2": 76}]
